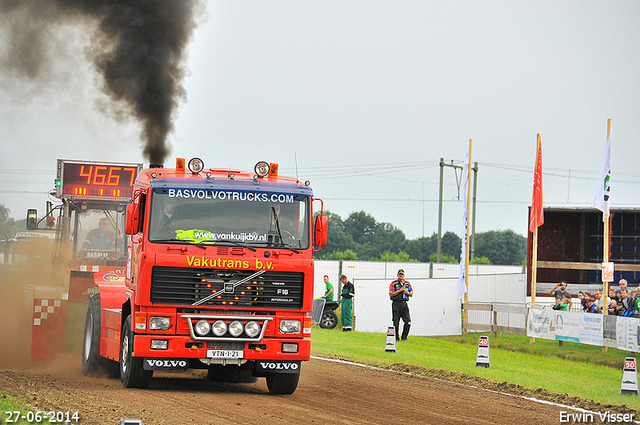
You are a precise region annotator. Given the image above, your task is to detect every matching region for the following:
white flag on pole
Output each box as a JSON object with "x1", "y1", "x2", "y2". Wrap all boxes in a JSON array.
[
  {"x1": 593, "y1": 128, "x2": 612, "y2": 220},
  {"x1": 458, "y1": 152, "x2": 469, "y2": 300}
]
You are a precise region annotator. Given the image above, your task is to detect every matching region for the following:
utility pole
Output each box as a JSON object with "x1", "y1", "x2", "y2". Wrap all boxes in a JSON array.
[
  {"x1": 470, "y1": 162, "x2": 478, "y2": 260},
  {"x1": 437, "y1": 159, "x2": 478, "y2": 262}
]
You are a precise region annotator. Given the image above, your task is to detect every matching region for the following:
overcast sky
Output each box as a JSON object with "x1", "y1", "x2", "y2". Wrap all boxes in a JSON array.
[{"x1": 1, "y1": 1, "x2": 639, "y2": 240}]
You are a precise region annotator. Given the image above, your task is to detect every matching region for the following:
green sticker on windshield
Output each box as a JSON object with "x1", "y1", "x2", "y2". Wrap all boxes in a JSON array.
[{"x1": 175, "y1": 229, "x2": 215, "y2": 244}]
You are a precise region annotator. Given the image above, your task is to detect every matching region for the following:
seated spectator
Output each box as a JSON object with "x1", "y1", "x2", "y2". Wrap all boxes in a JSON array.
[
  {"x1": 608, "y1": 288, "x2": 616, "y2": 303},
  {"x1": 578, "y1": 291, "x2": 587, "y2": 312},
  {"x1": 584, "y1": 296, "x2": 597, "y2": 313},
  {"x1": 552, "y1": 296, "x2": 570, "y2": 311},
  {"x1": 552, "y1": 296, "x2": 564, "y2": 311}
]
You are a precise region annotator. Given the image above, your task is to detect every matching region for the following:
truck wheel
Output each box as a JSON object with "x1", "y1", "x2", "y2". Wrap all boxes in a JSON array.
[
  {"x1": 266, "y1": 372, "x2": 300, "y2": 395},
  {"x1": 319, "y1": 310, "x2": 338, "y2": 329},
  {"x1": 81, "y1": 294, "x2": 118, "y2": 378},
  {"x1": 120, "y1": 315, "x2": 152, "y2": 389}
]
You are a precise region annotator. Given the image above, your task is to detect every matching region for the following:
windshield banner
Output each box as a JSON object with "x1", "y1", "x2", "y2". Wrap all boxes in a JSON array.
[{"x1": 167, "y1": 188, "x2": 296, "y2": 203}]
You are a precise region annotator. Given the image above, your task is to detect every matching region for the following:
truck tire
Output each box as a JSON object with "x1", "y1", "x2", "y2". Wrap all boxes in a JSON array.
[
  {"x1": 120, "y1": 315, "x2": 152, "y2": 389},
  {"x1": 266, "y1": 372, "x2": 300, "y2": 395},
  {"x1": 319, "y1": 310, "x2": 338, "y2": 329},
  {"x1": 81, "y1": 294, "x2": 118, "y2": 378}
]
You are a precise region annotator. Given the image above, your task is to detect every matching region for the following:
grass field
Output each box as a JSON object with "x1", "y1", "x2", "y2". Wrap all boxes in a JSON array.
[{"x1": 310, "y1": 327, "x2": 640, "y2": 412}]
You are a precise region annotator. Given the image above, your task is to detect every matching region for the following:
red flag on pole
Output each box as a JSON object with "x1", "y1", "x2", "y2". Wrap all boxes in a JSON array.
[{"x1": 529, "y1": 135, "x2": 544, "y2": 234}]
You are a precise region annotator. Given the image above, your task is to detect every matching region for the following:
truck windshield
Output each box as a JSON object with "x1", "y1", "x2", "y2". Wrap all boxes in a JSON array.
[
  {"x1": 148, "y1": 189, "x2": 310, "y2": 249},
  {"x1": 75, "y1": 209, "x2": 126, "y2": 261}
]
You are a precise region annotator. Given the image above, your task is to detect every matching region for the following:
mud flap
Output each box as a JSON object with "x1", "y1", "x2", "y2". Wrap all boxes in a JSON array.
[
  {"x1": 143, "y1": 358, "x2": 190, "y2": 371},
  {"x1": 254, "y1": 360, "x2": 301, "y2": 376}
]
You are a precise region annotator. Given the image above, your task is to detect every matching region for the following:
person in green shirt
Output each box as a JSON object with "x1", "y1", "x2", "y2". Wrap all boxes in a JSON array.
[{"x1": 322, "y1": 275, "x2": 334, "y2": 301}]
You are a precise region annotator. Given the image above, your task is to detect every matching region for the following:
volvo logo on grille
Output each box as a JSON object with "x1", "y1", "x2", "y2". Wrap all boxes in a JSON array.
[{"x1": 224, "y1": 283, "x2": 235, "y2": 293}]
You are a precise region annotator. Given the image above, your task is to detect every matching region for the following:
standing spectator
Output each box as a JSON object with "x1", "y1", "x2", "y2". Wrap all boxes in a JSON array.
[
  {"x1": 549, "y1": 280, "x2": 572, "y2": 308},
  {"x1": 339, "y1": 275, "x2": 355, "y2": 332},
  {"x1": 634, "y1": 287, "x2": 640, "y2": 318},
  {"x1": 608, "y1": 299, "x2": 618, "y2": 315},
  {"x1": 594, "y1": 289, "x2": 603, "y2": 313},
  {"x1": 619, "y1": 279, "x2": 628, "y2": 293},
  {"x1": 615, "y1": 289, "x2": 629, "y2": 315},
  {"x1": 388, "y1": 269, "x2": 413, "y2": 341},
  {"x1": 321, "y1": 275, "x2": 334, "y2": 301}
]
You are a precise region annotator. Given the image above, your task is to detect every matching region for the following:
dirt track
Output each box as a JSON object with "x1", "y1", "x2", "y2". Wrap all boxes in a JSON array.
[{"x1": 0, "y1": 355, "x2": 569, "y2": 425}]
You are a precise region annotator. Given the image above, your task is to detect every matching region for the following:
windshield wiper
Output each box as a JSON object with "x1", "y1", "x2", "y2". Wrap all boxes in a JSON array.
[
  {"x1": 198, "y1": 239, "x2": 257, "y2": 252},
  {"x1": 152, "y1": 238, "x2": 207, "y2": 249}
]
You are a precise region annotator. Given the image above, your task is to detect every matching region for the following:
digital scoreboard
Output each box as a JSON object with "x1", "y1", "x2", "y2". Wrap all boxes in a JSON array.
[{"x1": 56, "y1": 160, "x2": 143, "y2": 200}]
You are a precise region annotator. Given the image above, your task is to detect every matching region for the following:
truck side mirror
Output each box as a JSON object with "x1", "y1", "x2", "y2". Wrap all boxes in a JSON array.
[
  {"x1": 125, "y1": 203, "x2": 139, "y2": 235},
  {"x1": 314, "y1": 214, "x2": 328, "y2": 247},
  {"x1": 26, "y1": 209, "x2": 38, "y2": 230}
]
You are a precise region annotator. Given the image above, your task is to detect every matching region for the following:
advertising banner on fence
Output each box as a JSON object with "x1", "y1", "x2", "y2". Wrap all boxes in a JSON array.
[
  {"x1": 555, "y1": 311, "x2": 582, "y2": 343},
  {"x1": 603, "y1": 315, "x2": 617, "y2": 348},
  {"x1": 617, "y1": 317, "x2": 640, "y2": 353},
  {"x1": 527, "y1": 309, "x2": 555, "y2": 340},
  {"x1": 577, "y1": 312, "x2": 603, "y2": 346},
  {"x1": 527, "y1": 309, "x2": 602, "y2": 345}
]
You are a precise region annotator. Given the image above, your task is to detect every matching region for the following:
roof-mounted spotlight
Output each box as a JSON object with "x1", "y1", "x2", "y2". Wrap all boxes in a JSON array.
[
  {"x1": 228, "y1": 173, "x2": 235, "y2": 180},
  {"x1": 254, "y1": 161, "x2": 270, "y2": 178},
  {"x1": 188, "y1": 158, "x2": 204, "y2": 174},
  {"x1": 305, "y1": 180, "x2": 311, "y2": 186}
]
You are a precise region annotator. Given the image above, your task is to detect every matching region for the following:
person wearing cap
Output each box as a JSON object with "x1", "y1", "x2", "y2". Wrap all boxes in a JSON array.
[
  {"x1": 339, "y1": 274, "x2": 355, "y2": 331},
  {"x1": 82, "y1": 218, "x2": 116, "y2": 250},
  {"x1": 389, "y1": 269, "x2": 413, "y2": 341}
]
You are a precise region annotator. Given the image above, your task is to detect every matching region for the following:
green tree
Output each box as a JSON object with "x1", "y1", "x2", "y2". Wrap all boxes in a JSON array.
[
  {"x1": 429, "y1": 253, "x2": 457, "y2": 263},
  {"x1": 321, "y1": 249, "x2": 359, "y2": 260},
  {"x1": 405, "y1": 236, "x2": 434, "y2": 262},
  {"x1": 0, "y1": 204, "x2": 18, "y2": 239},
  {"x1": 375, "y1": 250, "x2": 417, "y2": 262},
  {"x1": 474, "y1": 229, "x2": 526, "y2": 265},
  {"x1": 470, "y1": 256, "x2": 491, "y2": 265},
  {"x1": 314, "y1": 211, "x2": 358, "y2": 258}
]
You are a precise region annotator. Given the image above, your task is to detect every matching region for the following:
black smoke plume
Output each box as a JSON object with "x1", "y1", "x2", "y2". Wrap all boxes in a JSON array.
[{"x1": 0, "y1": 0, "x2": 202, "y2": 166}]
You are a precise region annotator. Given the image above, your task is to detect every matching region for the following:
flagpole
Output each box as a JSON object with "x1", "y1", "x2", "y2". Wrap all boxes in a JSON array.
[
  {"x1": 602, "y1": 119, "x2": 612, "y2": 352},
  {"x1": 464, "y1": 139, "x2": 472, "y2": 331},
  {"x1": 530, "y1": 134, "x2": 541, "y2": 344}
]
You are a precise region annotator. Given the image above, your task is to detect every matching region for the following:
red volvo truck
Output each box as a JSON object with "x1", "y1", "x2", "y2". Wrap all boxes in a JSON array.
[{"x1": 81, "y1": 158, "x2": 328, "y2": 394}]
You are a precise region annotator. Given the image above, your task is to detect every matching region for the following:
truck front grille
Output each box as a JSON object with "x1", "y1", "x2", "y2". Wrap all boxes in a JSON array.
[{"x1": 150, "y1": 266, "x2": 304, "y2": 309}]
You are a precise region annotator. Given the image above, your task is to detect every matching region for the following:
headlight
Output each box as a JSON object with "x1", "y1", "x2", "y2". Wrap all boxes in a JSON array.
[
  {"x1": 245, "y1": 321, "x2": 261, "y2": 338},
  {"x1": 254, "y1": 161, "x2": 270, "y2": 177},
  {"x1": 149, "y1": 316, "x2": 171, "y2": 331},
  {"x1": 194, "y1": 319, "x2": 211, "y2": 336},
  {"x1": 212, "y1": 320, "x2": 227, "y2": 336},
  {"x1": 280, "y1": 320, "x2": 301, "y2": 334},
  {"x1": 228, "y1": 320, "x2": 244, "y2": 337}
]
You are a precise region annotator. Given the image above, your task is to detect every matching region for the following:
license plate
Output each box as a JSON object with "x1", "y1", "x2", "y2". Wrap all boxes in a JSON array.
[{"x1": 207, "y1": 349, "x2": 244, "y2": 359}]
